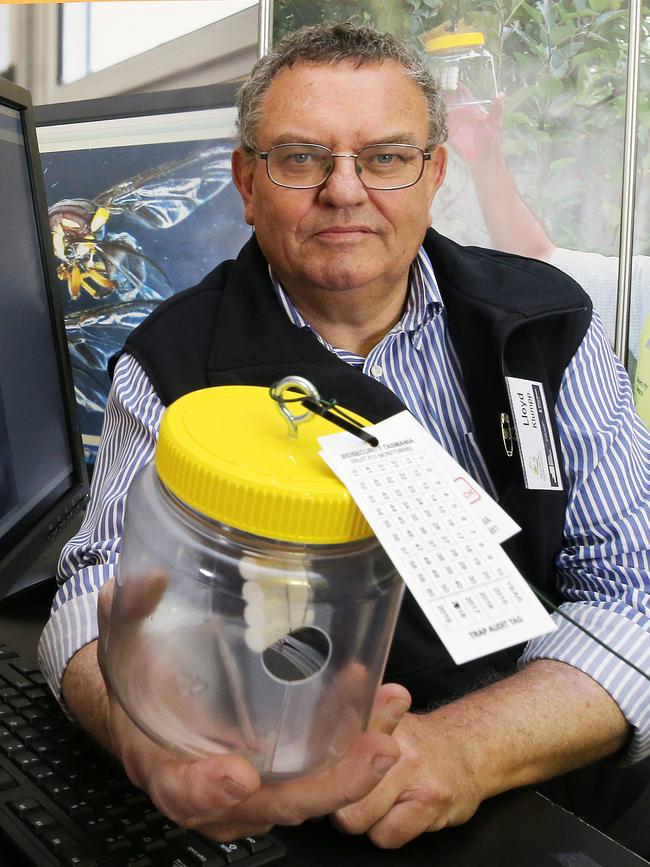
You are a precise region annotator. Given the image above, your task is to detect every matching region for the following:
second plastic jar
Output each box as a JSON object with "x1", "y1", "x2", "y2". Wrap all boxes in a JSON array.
[{"x1": 425, "y1": 32, "x2": 498, "y2": 108}]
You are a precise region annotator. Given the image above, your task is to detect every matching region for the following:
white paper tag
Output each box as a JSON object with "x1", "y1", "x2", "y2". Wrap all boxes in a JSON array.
[
  {"x1": 505, "y1": 377, "x2": 563, "y2": 491},
  {"x1": 319, "y1": 411, "x2": 555, "y2": 666},
  {"x1": 425, "y1": 435, "x2": 520, "y2": 545}
]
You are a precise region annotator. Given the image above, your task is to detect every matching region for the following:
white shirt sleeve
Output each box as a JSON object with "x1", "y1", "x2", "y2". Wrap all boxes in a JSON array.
[
  {"x1": 549, "y1": 247, "x2": 650, "y2": 354},
  {"x1": 37, "y1": 353, "x2": 164, "y2": 702}
]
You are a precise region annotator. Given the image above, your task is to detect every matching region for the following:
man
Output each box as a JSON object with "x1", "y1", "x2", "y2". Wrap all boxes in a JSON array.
[{"x1": 39, "y1": 23, "x2": 650, "y2": 851}]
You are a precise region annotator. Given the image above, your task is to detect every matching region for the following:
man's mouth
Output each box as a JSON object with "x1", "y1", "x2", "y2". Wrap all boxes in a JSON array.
[{"x1": 314, "y1": 226, "x2": 373, "y2": 237}]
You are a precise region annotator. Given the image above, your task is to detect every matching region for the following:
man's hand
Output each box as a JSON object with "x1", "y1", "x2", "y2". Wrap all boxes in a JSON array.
[
  {"x1": 332, "y1": 709, "x2": 483, "y2": 848},
  {"x1": 333, "y1": 659, "x2": 629, "y2": 849},
  {"x1": 62, "y1": 578, "x2": 411, "y2": 842}
]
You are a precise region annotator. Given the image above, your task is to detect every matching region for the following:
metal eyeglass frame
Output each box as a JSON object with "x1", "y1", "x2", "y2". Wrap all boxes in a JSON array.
[{"x1": 254, "y1": 142, "x2": 432, "y2": 190}]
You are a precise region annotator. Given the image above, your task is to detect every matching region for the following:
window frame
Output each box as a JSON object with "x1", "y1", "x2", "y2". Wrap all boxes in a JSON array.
[{"x1": 10, "y1": 3, "x2": 257, "y2": 105}]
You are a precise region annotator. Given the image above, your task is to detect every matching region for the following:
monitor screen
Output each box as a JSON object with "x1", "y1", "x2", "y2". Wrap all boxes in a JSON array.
[
  {"x1": 34, "y1": 84, "x2": 252, "y2": 464},
  {"x1": 0, "y1": 78, "x2": 88, "y2": 601}
]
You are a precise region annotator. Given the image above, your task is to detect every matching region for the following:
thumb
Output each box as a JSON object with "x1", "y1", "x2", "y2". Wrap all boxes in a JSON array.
[
  {"x1": 367, "y1": 683, "x2": 411, "y2": 736},
  {"x1": 97, "y1": 578, "x2": 116, "y2": 637}
]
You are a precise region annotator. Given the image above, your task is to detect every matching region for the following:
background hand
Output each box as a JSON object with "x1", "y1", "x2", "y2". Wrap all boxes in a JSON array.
[{"x1": 446, "y1": 90, "x2": 505, "y2": 165}]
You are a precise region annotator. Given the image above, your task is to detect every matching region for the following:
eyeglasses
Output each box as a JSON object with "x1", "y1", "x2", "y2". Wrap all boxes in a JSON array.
[{"x1": 254, "y1": 143, "x2": 432, "y2": 190}]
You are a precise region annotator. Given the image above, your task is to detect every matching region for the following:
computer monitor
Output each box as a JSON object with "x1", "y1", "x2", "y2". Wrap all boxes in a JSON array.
[
  {"x1": 0, "y1": 77, "x2": 88, "y2": 601},
  {"x1": 34, "y1": 83, "x2": 251, "y2": 465}
]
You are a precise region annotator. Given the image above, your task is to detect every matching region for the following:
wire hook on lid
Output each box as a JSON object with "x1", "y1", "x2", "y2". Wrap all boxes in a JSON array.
[
  {"x1": 269, "y1": 376, "x2": 379, "y2": 447},
  {"x1": 269, "y1": 376, "x2": 321, "y2": 438}
]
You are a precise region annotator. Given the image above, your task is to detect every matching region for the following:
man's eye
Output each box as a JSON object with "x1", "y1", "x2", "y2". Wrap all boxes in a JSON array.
[
  {"x1": 288, "y1": 152, "x2": 313, "y2": 164},
  {"x1": 373, "y1": 153, "x2": 397, "y2": 164}
]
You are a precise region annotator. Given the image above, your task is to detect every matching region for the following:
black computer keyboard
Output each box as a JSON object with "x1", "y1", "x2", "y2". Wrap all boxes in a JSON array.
[{"x1": 0, "y1": 643, "x2": 287, "y2": 867}]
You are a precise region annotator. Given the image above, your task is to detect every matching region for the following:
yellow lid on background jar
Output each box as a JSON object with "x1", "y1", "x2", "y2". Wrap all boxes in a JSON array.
[
  {"x1": 155, "y1": 386, "x2": 373, "y2": 544},
  {"x1": 425, "y1": 32, "x2": 485, "y2": 53}
]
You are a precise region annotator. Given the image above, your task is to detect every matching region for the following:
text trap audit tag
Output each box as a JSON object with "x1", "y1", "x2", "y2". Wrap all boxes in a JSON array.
[{"x1": 318, "y1": 411, "x2": 555, "y2": 666}]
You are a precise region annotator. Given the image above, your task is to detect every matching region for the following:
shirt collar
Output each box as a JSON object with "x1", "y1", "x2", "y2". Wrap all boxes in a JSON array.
[{"x1": 269, "y1": 245, "x2": 443, "y2": 350}]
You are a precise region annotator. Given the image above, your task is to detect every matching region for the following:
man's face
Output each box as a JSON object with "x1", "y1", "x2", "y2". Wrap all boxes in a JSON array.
[{"x1": 232, "y1": 60, "x2": 447, "y2": 303}]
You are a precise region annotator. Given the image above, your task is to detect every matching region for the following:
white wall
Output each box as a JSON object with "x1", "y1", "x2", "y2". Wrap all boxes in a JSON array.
[{"x1": 0, "y1": 7, "x2": 10, "y2": 74}]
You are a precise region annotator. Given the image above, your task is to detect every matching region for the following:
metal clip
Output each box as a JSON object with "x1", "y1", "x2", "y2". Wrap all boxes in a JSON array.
[{"x1": 500, "y1": 412, "x2": 514, "y2": 457}]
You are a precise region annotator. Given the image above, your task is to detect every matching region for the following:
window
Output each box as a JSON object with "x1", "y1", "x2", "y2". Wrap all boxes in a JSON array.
[{"x1": 60, "y1": 0, "x2": 257, "y2": 84}]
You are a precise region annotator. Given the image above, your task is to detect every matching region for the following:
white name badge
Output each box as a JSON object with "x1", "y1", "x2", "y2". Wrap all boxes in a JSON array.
[
  {"x1": 505, "y1": 377, "x2": 563, "y2": 491},
  {"x1": 318, "y1": 411, "x2": 555, "y2": 666}
]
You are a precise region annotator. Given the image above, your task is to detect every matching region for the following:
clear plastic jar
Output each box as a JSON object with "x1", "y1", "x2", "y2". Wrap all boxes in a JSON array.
[
  {"x1": 425, "y1": 32, "x2": 497, "y2": 108},
  {"x1": 102, "y1": 385, "x2": 403, "y2": 780}
]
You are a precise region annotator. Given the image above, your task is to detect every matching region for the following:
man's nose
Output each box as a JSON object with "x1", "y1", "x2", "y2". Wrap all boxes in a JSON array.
[{"x1": 318, "y1": 155, "x2": 368, "y2": 206}]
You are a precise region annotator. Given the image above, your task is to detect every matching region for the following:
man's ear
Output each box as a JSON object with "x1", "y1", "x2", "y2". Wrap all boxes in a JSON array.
[{"x1": 232, "y1": 147, "x2": 256, "y2": 227}]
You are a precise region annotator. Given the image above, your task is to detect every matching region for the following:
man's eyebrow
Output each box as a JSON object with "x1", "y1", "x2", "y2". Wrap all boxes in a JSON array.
[
  {"x1": 266, "y1": 134, "x2": 325, "y2": 147},
  {"x1": 362, "y1": 133, "x2": 421, "y2": 146},
  {"x1": 266, "y1": 132, "x2": 423, "y2": 148}
]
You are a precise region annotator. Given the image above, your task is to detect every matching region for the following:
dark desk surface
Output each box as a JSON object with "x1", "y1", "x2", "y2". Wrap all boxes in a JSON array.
[{"x1": 1, "y1": 585, "x2": 648, "y2": 867}]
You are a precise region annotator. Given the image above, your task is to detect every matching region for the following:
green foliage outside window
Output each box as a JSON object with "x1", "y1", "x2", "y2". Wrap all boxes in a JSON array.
[{"x1": 273, "y1": 1, "x2": 650, "y2": 257}]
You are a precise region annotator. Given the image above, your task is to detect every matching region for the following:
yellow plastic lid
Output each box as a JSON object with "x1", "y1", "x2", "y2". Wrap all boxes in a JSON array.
[
  {"x1": 425, "y1": 32, "x2": 485, "y2": 53},
  {"x1": 155, "y1": 386, "x2": 374, "y2": 544}
]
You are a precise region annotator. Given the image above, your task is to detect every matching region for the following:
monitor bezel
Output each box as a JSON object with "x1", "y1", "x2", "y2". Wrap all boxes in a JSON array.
[{"x1": 0, "y1": 77, "x2": 89, "y2": 600}]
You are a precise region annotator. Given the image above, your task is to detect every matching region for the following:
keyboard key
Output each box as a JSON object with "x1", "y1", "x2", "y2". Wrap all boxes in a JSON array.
[
  {"x1": 12, "y1": 748, "x2": 39, "y2": 767},
  {"x1": 15, "y1": 725, "x2": 40, "y2": 744},
  {"x1": 41, "y1": 826, "x2": 77, "y2": 851},
  {"x1": 0, "y1": 667, "x2": 32, "y2": 690},
  {"x1": 177, "y1": 835, "x2": 227, "y2": 866},
  {"x1": 143, "y1": 808, "x2": 166, "y2": 826},
  {"x1": 216, "y1": 841, "x2": 249, "y2": 862},
  {"x1": 8, "y1": 796, "x2": 40, "y2": 815},
  {"x1": 0, "y1": 648, "x2": 18, "y2": 660},
  {"x1": 21, "y1": 706, "x2": 45, "y2": 723},
  {"x1": 116, "y1": 815, "x2": 147, "y2": 836},
  {"x1": 42, "y1": 775, "x2": 72, "y2": 797},
  {"x1": 7, "y1": 696, "x2": 32, "y2": 711},
  {"x1": 84, "y1": 816, "x2": 112, "y2": 836},
  {"x1": 58, "y1": 791, "x2": 92, "y2": 816},
  {"x1": 105, "y1": 833, "x2": 132, "y2": 853},
  {"x1": 0, "y1": 768, "x2": 17, "y2": 790},
  {"x1": 23, "y1": 807, "x2": 57, "y2": 832},
  {"x1": 242, "y1": 835, "x2": 274, "y2": 854},
  {"x1": 0, "y1": 732, "x2": 22, "y2": 755},
  {"x1": 59, "y1": 845, "x2": 99, "y2": 867},
  {"x1": 25, "y1": 761, "x2": 55, "y2": 782},
  {"x1": 24, "y1": 687, "x2": 48, "y2": 701},
  {"x1": 11, "y1": 659, "x2": 41, "y2": 676}
]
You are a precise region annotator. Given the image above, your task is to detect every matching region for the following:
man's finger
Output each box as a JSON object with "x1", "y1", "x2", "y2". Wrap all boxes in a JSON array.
[
  {"x1": 97, "y1": 578, "x2": 116, "y2": 636},
  {"x1": 365, "y1": 799, "x2": 439, "y2": 849},
  {"x1": 366, "y1": 683, "x2": 411, "y2": 736},
  {"x1": 232, "y1": 729, "x2": 400, "y2": 827},
  {"x1": 147, "y1": 751, "x2": 261, "y2": 827}
]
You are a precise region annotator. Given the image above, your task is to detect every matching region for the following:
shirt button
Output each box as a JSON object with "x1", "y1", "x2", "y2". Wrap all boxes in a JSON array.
[{"x1": 371, "y1": 364, "x2": 383, "y2": 378}]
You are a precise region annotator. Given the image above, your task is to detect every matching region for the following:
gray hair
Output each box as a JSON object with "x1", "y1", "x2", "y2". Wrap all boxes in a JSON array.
[{"x1": 236, "y1": 22, "x2": 447, "y2": 152}]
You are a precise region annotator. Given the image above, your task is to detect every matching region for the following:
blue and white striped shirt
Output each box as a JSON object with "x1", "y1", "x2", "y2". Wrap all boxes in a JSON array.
[{"x1": 38, "y1": 248, "x2": 650, "y2": 761}]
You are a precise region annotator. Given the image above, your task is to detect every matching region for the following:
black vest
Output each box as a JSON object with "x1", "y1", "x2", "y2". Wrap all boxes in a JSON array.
[{"x1": 113, "y1": 228, "x2": 592, "y2": 709}]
